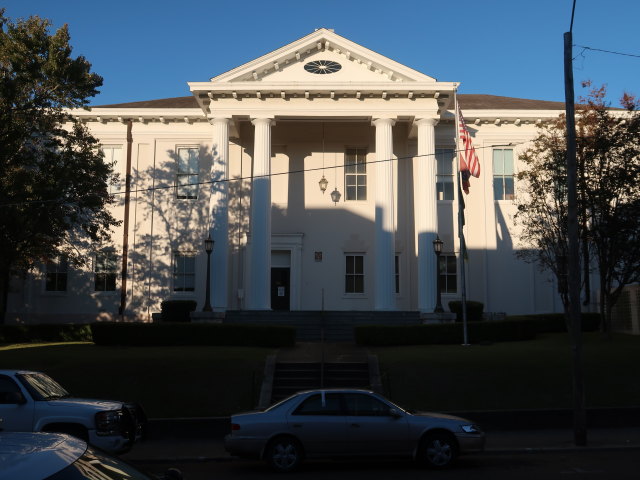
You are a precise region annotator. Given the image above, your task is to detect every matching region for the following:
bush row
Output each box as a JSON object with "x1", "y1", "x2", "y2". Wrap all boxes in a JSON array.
[
  {"x1": 90, "y1": 322, "x2": 296, "y2": 347},
  {"x1": 354, "y1": 313, "x2": 603, "y2": 346},
  {"x1": 508, "y1": 313, "x2": 601, "y2": 333},
  {"x1": 0, "y1": 324, "x2": 93, "y2": 344},
  {"x1": 355, "y1": 319, "x2": 537, "y2": 346}
]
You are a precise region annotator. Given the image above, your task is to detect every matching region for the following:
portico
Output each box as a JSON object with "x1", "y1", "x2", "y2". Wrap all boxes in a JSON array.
[{"x1": 188, "y1": 29, "x2": 452, "y2": 313}]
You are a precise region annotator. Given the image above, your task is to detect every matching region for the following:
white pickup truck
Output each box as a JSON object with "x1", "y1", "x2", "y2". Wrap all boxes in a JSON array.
[{"x1": 0, "y1": 370, "x2": 146, "y2": 454}]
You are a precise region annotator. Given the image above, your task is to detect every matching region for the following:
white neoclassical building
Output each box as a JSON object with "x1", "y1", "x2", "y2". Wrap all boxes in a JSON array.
[{"x1": 7, "y1": 28, "x2": 579, "y2": 323}]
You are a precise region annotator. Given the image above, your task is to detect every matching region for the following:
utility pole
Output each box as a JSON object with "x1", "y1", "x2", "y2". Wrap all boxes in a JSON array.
[{"x1": 563, "y1": 0, "x2": 587, "y2": 447}]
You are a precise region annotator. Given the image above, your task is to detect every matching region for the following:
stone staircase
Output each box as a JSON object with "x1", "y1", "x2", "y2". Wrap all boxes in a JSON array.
[
  {"x1": 270, "y1": 361, "x2": 371, "y2": 403},
  {"x1": 258, "y1": 343, "x2": 383, "y2": 407}
]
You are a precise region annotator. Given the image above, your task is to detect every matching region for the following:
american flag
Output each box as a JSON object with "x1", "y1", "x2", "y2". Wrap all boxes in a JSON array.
[{"x1": 458, "y1": 106, "x2": 480, "y2": 194}]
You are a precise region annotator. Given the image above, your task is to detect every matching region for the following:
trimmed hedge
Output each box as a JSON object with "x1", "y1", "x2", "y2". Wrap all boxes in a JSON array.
[
  {"x1": 508, "y1": 313, "x2": 601, "y2": 333},
  {"x1": 0, "y1": 324, "x2": 93, "y2": 344},
  {"x1": 90, "y1": 322, "x2": 296, "y2": 347},
  {"x1": 448, "y1": 300, "x2": 484, "y2": 322},
  {"x1": 355, "y1": 319, "x2": 537, "y2": 346},
  {"x1": 160, "y1": 300, "x2": 197, "y2": 322}
]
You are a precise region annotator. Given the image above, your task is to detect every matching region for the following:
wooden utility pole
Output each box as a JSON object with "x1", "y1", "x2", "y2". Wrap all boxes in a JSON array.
[{"x1": 563, "y1": 0, "x2": 587, "y2": 446}]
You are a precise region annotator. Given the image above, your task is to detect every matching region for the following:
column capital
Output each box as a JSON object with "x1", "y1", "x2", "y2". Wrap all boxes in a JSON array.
[
  {"x1": 251, "y1": 117, "x2": 275, "y2": 127},
  {"x1": 372, "y1": 117, "x2": 396, "y2": 127},
  {"x1": 414, "y1": 117, "x2": 439, "y2": 128},
  {"x1": 209, "y1": 117, "x2": 230, "y2": 126}
]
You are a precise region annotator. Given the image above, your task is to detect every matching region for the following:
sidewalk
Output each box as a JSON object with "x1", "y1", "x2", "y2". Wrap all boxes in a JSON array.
[{"x1": 122, "y1": 421, "x2": 640, "y2": 464}]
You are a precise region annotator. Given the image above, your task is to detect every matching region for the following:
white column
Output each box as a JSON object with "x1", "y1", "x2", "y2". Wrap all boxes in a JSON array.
[
  {"x1": 414, "y1": 117, "x2": 439, "y2": 313},
  {"x1": 372, "y1": 118, "x2": 396, "y2": 310},
  {"x1": 210, "y1": 118, "x2": 229, "y2": 312},
  {"x1": 247, "y1": 118, "x2": 273, "y2": 310}
]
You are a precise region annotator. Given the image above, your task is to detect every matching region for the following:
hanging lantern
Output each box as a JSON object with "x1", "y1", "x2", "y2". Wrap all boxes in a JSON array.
[
  {"x1": 318, "y1": 175, "x2": 329, "y2": 193},
  {"x1": 330, "y1": 187, "x2": 341, "y2": 204}
]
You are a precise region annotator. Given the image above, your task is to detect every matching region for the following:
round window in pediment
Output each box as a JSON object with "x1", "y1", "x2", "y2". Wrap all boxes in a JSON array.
[{"x1": 304, "y1": 60, "x2": 342, "y2": 74}]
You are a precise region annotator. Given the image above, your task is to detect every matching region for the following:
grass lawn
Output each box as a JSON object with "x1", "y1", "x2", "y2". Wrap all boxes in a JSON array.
[
  {"x1": 373, "y1": 332, "x2": 640, "y2": 412},
  {"x1": 1, "y1": 332, "x2": 638, "y2": 418},
  {"x1": 0, "y1": 343, "x2": 274, "y2": 418}
]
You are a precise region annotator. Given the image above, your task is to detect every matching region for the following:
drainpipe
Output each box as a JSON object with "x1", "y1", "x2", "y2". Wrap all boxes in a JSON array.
[{"x1": 119, "y1": 120, "x2": 133, "y2": 318}]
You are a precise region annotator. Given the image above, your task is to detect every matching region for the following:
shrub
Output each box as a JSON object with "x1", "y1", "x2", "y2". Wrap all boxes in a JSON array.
[
  {"x1": 355, "y1": 319, "x2": 536, "y2": 346},
  {"x1": 90, "y1": 322, "x2": 296, "y2": 347},
  {"x1": 160, "y1": 300, "x2": 197, "y2": 323},
  {"x1": 448, "y1": 300, "x2": 484, "y2": 322},
  {"x1": 507, "y1": 313, "x2": 600, "y2": 333},
  {"x1": 0, "y1": 324, "x2": 93, "y2": 344}
]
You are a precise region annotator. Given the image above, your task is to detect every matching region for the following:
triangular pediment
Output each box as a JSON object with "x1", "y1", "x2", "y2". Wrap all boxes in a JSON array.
[{"x1": 209, "y1": 28, "x2": 436, "y2": 85}]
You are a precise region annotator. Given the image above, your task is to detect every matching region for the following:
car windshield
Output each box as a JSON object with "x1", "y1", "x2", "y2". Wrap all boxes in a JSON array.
[
  {"x1": 17, "y1": 372, "x2": 70, "y2": 401},
  {"x1": 45, "y1": 446, "x2": 153, "y2": 480}
]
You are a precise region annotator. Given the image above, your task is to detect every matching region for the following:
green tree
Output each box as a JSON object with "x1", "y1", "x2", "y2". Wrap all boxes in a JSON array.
[
  {"x1": 0, "y1": 10, "x2": 119, "y2": 321},
  {"x1": 515, "y1": 83, "x2": 640, "y2": 334}
]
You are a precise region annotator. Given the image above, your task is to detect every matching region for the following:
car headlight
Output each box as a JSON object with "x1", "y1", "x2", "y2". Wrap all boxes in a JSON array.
[
  {"x1": 461, "y1": 424, "x2": 482, "y2": 434},
  {"x1": 95, "y1": 410, "x2": 124, "y2": 436}
]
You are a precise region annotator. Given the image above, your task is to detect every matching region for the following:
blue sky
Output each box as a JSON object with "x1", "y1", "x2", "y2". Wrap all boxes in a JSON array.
[{"x1": 4, "y1": 0, "x2": 639, "y2": 106}]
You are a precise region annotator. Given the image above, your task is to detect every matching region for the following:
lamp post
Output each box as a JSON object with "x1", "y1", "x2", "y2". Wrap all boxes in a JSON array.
[
  {"x1": 203, "y1": 233, "x2": 214, "y2": 312},
  {"x1": 432, "y1": 235, "x2": 444, "y2": 313}
]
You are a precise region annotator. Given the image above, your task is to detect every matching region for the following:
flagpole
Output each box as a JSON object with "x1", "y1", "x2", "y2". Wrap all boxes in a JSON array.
[{"x1": 454, "y1": 88, "x2": 470, "y2": 346}]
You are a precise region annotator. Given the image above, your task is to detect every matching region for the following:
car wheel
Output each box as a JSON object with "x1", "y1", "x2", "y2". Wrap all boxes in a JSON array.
[
  {"x1": 266, "y1": 436, "x2": 303, "y2": 473},
  {"x1": 418, "y1": 432, "x2": 458, "y2": 469}
]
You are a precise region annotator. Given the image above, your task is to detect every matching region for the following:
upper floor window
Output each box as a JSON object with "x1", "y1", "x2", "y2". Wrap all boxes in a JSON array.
[
  {"x1": 438, "y1": 254, "x2": 457, "y2": 294},
  {"x1": 493, "y1": 148, "x2": 515, "y2": 200},
  {"x1": 94, "y1": 251, "x2": 117, "y2": 292},
  {"x1": 176, "y1": 147, "x2": 199, "y2": 199},
  {"x1": 345, "y1": 254, "x2": 364, "y2": 294},
  {"x1": 102, "y1": 146, "x2": 123, "y2": 195},
  {"x1": 45, "y1": 256, "x2": 68, "y2": 292},
  {"x1": 436, "y1": 148, "x2": 455, "y2": 201},
  {"x1": 345, "y1": 148, "x2": 367, "y2": 201},
  {"x1": 173, "y1": 253, "x2": 196, "y2": 292}
]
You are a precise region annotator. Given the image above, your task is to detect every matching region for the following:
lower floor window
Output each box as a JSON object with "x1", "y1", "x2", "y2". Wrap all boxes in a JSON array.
[
  {"x1": 174, "y1": 253, "x2": 196, "y2": 292},
  {"x1": 94, "y1": 251, "x2": 118, "y2": 292},
  {"x1": 345, "y1": 254, "x2": 364, "y2": 294},
  {"x1": 439, "y1": 254, "x2": 457, "y2": 294},
  {"x1": 45, "y1": 256, "x2": 68, "y2": 292}
]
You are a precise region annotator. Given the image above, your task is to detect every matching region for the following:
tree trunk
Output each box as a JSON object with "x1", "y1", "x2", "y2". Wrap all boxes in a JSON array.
[{"x1": 0, "y1": 270, "x2": 10, "y2": 325}]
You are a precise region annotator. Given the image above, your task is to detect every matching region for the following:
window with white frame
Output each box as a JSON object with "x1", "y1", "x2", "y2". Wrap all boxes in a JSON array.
[
  {"x1": 176, "y1": 147, "x2": 199, "y2": 199},
  {"x1": 345, "y1": 148, "x2": 367, "y2": 201},
  {"x1": 173, "y1": 253, "x2": 196, "y2": 292},
  {"x1": 436, "y1": 148, "x2": 455, "y2": 201},
  {"x1": 438, "y1": 254, "x2": 457, "y2": 294},
  {"x1": 94, "y1": 251, "x2": 118, "y2": 292},
  {"x1": 45, "y1": 256, "x2": 68, "y2": 292},
  {"x1": 345, "y1": 254, "x2": 364, "y2": 294},
  {"x1": 102, "y1": 146, "x2": 123, "y2": 195},
  {"x1": 493, "y1": 148, "x2": 515, "y2": 200}
]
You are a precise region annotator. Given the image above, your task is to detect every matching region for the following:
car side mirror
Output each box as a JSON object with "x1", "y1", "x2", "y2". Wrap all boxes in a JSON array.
[{"x1": 389, "y1": 408, "x2": 402, "y2": 419}]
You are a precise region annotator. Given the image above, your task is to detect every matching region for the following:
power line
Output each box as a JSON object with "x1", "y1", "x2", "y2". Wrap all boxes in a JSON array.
[
  {"x1": 574, "y1": 44, "x2": 640, "y2": 59},
  {"x1": 0, "y1": 142, "x2": 520, "y2": 208}
]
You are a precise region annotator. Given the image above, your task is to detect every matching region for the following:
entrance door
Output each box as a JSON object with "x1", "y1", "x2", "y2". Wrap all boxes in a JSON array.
[{"x1": 271, "y1": 267, "x2": 290, "y2": 311}]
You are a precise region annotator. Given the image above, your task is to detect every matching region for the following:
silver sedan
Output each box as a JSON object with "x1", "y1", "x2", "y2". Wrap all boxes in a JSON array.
[{"x1": 224, "y1": 389, "x2": 484, "y2": 472}]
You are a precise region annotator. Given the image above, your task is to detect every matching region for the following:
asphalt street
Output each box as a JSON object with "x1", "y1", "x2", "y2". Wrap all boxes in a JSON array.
[{"x1": 136, "y1": 450, "x2": 640, "y2": 480}]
